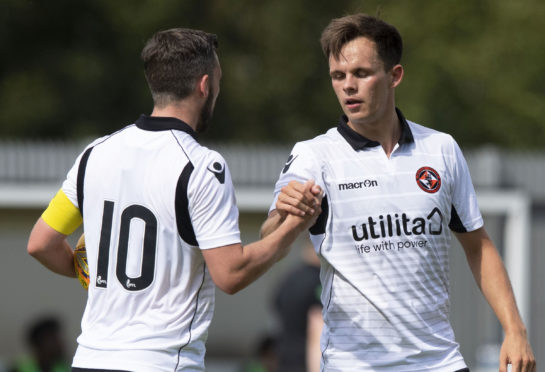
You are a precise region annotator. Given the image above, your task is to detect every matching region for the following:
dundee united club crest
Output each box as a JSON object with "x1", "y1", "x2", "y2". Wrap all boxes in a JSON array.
[{"x1": 416, "y1": 166, "x2": 441, "y2": 193}]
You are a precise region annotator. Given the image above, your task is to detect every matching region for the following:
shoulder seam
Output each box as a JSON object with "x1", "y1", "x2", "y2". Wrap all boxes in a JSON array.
[
  {"x1": 169, "y1": 129, "x2": 193, "y2": 163},
  {"x1": 91, "y1": 124, "x2": 136, "y2": 149}
]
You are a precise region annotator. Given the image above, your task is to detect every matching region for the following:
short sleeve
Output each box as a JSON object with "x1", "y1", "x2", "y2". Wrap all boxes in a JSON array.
[
  {"x1": 45, "y1": 141, "x2": 101, "y2": 233},
  {"x1": 269, "y1": 141, "x2": 323, "y2": 213},
  {"x1": 61, "y1": 137, "x2": 106, "y2": 209},
  {"x1": 448, "y1": 139, "x2": 483, "y2": 233},
  {"x1": 61, "y1": 150, "x2": 84, "y2": 208},
  {"x1": 188, "y1": 152, "x2": 241, "y2": 249}
]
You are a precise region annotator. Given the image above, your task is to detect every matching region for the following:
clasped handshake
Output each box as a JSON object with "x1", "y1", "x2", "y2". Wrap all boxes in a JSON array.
[{"x1": 276, "y1": 180, "x2": 324, "y2": 231}]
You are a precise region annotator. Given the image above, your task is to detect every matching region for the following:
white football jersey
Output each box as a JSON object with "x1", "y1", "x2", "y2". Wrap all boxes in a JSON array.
[
  {"x1": 62, "y1": 115, "x2": 241, "y2": 371},
  {"x1": 271, "y1": 109, "x2": 483, "y2": 371}
]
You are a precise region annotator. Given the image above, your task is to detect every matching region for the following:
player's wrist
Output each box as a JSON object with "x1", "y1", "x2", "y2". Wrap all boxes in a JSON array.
[
  {"x1": 504, "y1": 325, "x2": 528, "y2": 338},
  {"x1": 283, "y1": 213, "x2": 311, "y2": 235},
  {"x1": 277, "y1": 208, "x2": 288, "y2": 221}
]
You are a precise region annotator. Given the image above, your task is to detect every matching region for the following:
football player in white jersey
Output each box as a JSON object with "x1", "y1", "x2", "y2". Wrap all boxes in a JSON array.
[
  {"x1": 27, "y1": 28, "x2": 322, "y2": 372},
  {"x1": 261, "y1": 14, "x2": 535, "y2": 372}
]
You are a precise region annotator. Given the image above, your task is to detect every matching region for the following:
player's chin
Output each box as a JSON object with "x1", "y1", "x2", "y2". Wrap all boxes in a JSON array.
[
  {"x1": 346, "y1": 109, "x2": 378, "y2": 125},
  {"x1": 344, "y1": 111, "x2": 366, "y2": 125}
]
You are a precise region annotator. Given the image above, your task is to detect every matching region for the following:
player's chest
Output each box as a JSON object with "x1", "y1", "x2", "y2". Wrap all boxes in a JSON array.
[{"x1": 321, "y1": 149, "x2": 452, "y2": 210}]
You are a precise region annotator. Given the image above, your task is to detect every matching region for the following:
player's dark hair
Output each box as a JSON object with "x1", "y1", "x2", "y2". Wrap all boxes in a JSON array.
[
  {"x1": 320, "y1": 13, "x2": 402, "y2": 71},
  {"x1": 141, "y1": 28, "x2": 218, "y2": 107}
]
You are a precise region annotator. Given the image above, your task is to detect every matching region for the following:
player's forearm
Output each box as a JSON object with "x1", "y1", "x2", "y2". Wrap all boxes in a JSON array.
[
  {"x1": 28, "y1": 238, "x2": 76, "y2": 277},
  {"x1": 463, "y1": 236, "x2": 526, "y2": 334},
  {"x1": 33, "y1": 242, "x2": 76, "y2": 278},
  {"x1": 207, "y1": 216, "x2": 305, "y2": 294},
  {"x1": 480, "y1": 251, "x2": 526, "y2": 335},
  {"x1": 236, "y1": 219, "x2": 304, "y2": 293},
  {"x1": 460, "y1": 229, "x2": 535, "y2": 370},
  {"x1": 259, "y1": 210, "x2": 284, "y2": 238}
]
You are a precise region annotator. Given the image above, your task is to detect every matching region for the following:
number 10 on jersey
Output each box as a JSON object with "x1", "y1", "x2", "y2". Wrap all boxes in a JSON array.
[{"x1": 96, "y1": 200, "x2": 158, "y2": 291}]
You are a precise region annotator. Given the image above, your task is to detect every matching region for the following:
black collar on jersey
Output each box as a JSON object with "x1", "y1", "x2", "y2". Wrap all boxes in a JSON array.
[
  {"x1": 135, "y1": 114, "x2": 197, "y2": 140},
  {"x1": 336, "y1": 108, "x2": 414, "y2": 151}
]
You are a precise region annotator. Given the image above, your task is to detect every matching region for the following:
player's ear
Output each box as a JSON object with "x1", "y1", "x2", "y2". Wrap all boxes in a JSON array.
[
  {"x1": 197, "y1": 74, "x2": 210, "y2": 97},
  {"x1": 390, "y1": 64, "x2": 403, "y2": 88}
]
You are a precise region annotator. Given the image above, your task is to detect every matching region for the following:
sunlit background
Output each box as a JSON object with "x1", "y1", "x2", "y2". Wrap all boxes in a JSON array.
[{"x1": 1, "y1": 0, "x2": 544, "y2": 371}]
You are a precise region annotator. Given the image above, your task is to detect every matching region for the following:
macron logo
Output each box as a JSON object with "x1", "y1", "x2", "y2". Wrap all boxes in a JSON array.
[
  {"x1": 208, "y1": 162, "x2": 225, "y2": 184},
  {"x1": 338, "y1": 179, "x2": 378, "y2": 191}
]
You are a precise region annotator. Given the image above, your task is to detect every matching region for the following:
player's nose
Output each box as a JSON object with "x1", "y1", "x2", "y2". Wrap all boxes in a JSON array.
[{"x1": 343, "y1": 75, "x2": 357, "y2": 93}]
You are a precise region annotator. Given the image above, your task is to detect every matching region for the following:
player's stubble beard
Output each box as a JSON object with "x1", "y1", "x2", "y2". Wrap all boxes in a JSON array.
[{"x1": 196, "y1": 87, "x2": 215, "y2": 134}]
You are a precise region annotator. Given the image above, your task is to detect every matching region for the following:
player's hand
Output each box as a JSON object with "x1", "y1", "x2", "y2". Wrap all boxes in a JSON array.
[
  {"x1": 499, "y1": 330, "x2": 536, "y2": 372},
  {"x1": 283, "y1": 188, "x2": 323, "y2": 233},
  {"x1": 276, "y1": 180, "x2": 322, "y2": 220}
]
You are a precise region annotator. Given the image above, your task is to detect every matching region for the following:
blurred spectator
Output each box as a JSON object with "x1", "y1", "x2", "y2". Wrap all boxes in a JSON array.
[
  {"x1": 10, "y1": 316, "x2": 70, "y2": 372},
  {"x1": 273, "y1": 240, "x2": 323, "y2": 372},
  {"x1": 241, "y1": 334, "x2": 278, "y2": 372}
]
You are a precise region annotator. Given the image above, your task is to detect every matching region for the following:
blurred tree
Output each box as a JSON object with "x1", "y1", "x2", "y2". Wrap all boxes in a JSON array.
[
  {"x1": 383, "y1": 0, "x2": 545, "y2": 148},
  {"x1": 0, "y1": 0, "x2": 543, "y2": 148}
]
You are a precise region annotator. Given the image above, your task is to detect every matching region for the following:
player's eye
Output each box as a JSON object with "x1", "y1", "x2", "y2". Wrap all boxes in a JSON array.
[
  {"x1": 355, "y1": 69, "x2": 369, "y2": 78},
  {"x1": 330, "y1": 72, "x2": 345, "y2": 80}
]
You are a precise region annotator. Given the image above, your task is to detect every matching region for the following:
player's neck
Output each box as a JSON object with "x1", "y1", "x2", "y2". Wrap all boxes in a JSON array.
[
  {"x1": 348, "y1": 109, "x2": 401, "y2": 158},
  {"x1": 150, "y1": 99, "x2": 200, "y2": 132}
]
